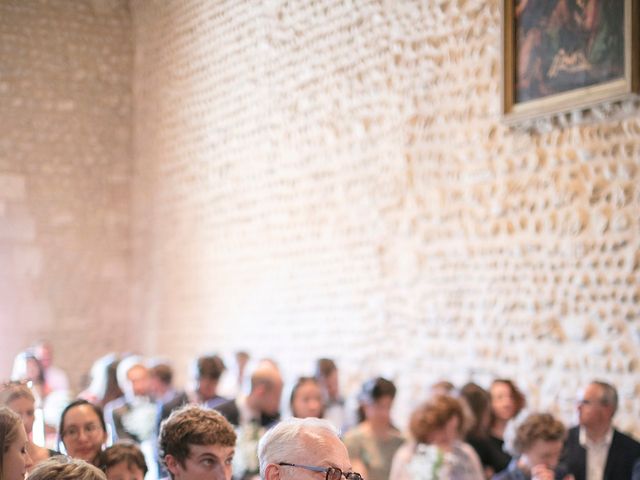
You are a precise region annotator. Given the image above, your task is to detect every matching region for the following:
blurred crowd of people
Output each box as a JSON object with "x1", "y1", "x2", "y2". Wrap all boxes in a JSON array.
[{"x1": 2, "y1": 340, "x2": 640, "y2": 480}]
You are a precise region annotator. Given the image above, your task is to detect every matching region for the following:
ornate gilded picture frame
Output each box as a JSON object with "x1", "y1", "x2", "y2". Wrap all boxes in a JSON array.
[{"x1": 502, "y1": 0, "x2": 639, "y2": 122}]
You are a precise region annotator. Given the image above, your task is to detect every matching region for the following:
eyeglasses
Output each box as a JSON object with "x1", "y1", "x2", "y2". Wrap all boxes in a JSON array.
[
  {"x1": 1, "y1": 379, "x2": 33, "y2": 389},
  {"x1": 62, "y1": 423, "x2": 103, "y2": 440},
  {"x1": 278, "y1": 462, "x2": 363, "y2": 480}
]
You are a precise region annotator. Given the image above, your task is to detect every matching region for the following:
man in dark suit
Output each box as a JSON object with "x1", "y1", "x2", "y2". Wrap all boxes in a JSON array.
[
  {"x1": 150, "y1": 361, "x2": 189, "y2": 425},
  {"x1": 562, "y1": 381, "x2": 640, "y2": 480}
]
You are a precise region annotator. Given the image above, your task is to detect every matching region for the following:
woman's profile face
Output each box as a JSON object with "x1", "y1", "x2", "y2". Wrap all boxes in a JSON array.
[
  {"x1": 61, "y1": 404, "x2": 107, "y2": 464},
  {"x1": 292, "y1": 380, "x2": 324, "y2": 418},
  {"x1": 7, "y1": 397, "x2": 36, "y2": 435},
  {"x1": 364, "y1": 395, "x2": 393, "y2": 426},
  {"x1": 490, "y1": 382, "x2": 516, "y2": 421},
  {"x1": 2, "y1": 424, "x2": 33, "y2": 480}
]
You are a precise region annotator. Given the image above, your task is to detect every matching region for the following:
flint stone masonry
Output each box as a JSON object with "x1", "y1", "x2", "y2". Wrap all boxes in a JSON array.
[
  {"x1": 1, "y1": 0, "x2": 639, "y2": 438},
  {"x1": 0, "y1": 0, "x2": 133, "y2": 388},
  {"x1": 131, "y1": 0, "x2": 640, "y2": 435}
]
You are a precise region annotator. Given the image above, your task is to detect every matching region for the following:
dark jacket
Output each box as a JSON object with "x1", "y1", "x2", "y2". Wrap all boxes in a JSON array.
[{"x1": 562, "y1": 426, "x2": 640, "y2": 480}]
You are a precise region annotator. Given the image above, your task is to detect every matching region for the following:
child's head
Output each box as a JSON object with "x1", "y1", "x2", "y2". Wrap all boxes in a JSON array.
[{"x1": 101, "y1": 443, "x2": 147, "y2": 480}]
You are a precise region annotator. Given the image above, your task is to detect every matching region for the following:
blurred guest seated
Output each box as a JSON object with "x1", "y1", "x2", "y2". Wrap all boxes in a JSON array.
[
  {"x1": 101, "y1": 442, "x2": 148, "y2": 480},
  {"x1": 562, "y1": 380, "x2": 640, "y2": 480},
  {"x1": 148, "y1": 360, "x2": 188, "y2": 426},
  {"x1": 289, "y1": 377, "x2": 324, "y2": 419},
  {"x1": 390, "y1": 394, "x2": 484, "y2": 480},
  {"x1": 32, "y1": 341, "x2": 70, "y2": 394},
  {"x1": 460, "y1": 382, "x2": 509, "y2": 478},
  {"x1": 1, "y1": 405, "x2": 35, "y2": 480},
  {"x1": 344, "y1": 377, "x2": 404, "y2": 480},
  {"x1": 0, "y1": 382, "x2": 57, "y2": 470},
  {"x1": 489, "y1": 379, "x2": 526, "y2": 472},
  {"x1": 218, "y1": 351, "x2": 251, "y2": 400},
  {"x1": 493, "y1": 412, "x2": 570, "y2": 480},
  {"x1": 104, "y1": 356, "x2": 156, "y2": 444},
  {"x1": 217, "y1": 362, "x2": 283, "y2": 480},
  {"x1": 79, "y1": 354, "x2": 124, "y2": 409},
  {"x1": 11, "y1": 351, "x2": 48, "y2": 403},
  {"x1": 315, "y1": 358, "x2": 351, "y2": 432},
  {"x1": 191, "y1": 355, "x2": 228, "y2": 410}
]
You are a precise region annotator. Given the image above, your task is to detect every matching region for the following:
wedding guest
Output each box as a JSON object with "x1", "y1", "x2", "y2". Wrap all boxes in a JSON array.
[
  {"x1": 289, "y1": 377, "x2": 324, "y2": 419},
  {"x1": 32, "y1": 341, "x2": 70, "y2": 394},
  {"x1": 159, "y1": 405, "x2": 236, "y2": 480},
  {"x1": 489, "y1": 379, "x2": 526, "y2": 472},
  {"x1": 562, "y1": 381, "x2": 640, "y2": 480},
  {"x1": 101, "y1": 443, "x2": 147, "y2": 480},
  {"x1": 216, "y1": 363, "x2": 283, "y2": 480},
  {"x1": 493, "y1": 412, "x2": 570, "y2": 480},
  {"x1": 27, "y1": 456, "x2": 106, "y2": 480},
  {"x1": 390, "y1": 395, "x2": 483, "y2": 480},
  {"x1": 78, "y1": 354, "x2": 123, "y2": 409},
  {"x1": 58, "y1": 400, "x2": 108, "y2": 467},
  {"x1": 11, "y1": 352, "x2": 48, "y2": 403},
  {"x1": 258, "y1": 417, "x2": 362, "y2": 480},
  {"x1": 0, "y1": 383, "x2": 55, "y2": 470},
  {"x1": 460, "y1": 382, "x2": 507, "y2": 478},
  {"x1": 315, "y1": 359, "x2": 350, "y2": 432},
  {"x1": 344, "y1": 377, "x2": 404, "y2": 480},
  {"x1": 192, "y1": 355, "x2": 228, "y2": 410},
  {"x1": 104, "y1": 356, "x2": 155, "y2": 444},
  {"x1": 1, "y1": 406, "x2": 34, "y2": 480}
]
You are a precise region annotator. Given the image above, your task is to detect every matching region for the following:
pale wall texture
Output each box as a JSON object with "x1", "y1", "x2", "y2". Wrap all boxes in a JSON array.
[
  {"x1": 0, "y1": 0, "x2": 133, "y2": 388},
  {"x1": 131, "y1": 0, "x2": 640, "y2": 434}
]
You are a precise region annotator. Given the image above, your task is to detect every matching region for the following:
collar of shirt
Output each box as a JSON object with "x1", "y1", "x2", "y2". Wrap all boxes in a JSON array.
[{"x1": 579, "y1": 425, "x2": 614, "y2": 449}]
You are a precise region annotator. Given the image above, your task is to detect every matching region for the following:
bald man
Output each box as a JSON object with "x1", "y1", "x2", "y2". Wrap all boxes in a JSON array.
[{"x1": 215, "y1": 361, "x2": 284, "y2": 480}]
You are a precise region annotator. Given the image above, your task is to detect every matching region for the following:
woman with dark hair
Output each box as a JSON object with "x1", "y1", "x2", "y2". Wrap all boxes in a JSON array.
[
  {"x1": 0, "y1": 406, "x2": 33, "y2": 480},
  {"x1": 343, "y1": 377, "x2": 404, "y2": 480},
  {"x1": 460, "y1": 382, "x2": 509, "y2": 478},
  {"x1": 0, "y1": 383, "x2": 56, "y2": 470},
  {"x1": 289, "y1": 377, "x2": 324, "y2": 419},
  {"x1": 488, "y1": 380, "x2": 526, "y2": 472},
  {"x1": 58, "y1": 401, "x2": 108, "y2": 467}
]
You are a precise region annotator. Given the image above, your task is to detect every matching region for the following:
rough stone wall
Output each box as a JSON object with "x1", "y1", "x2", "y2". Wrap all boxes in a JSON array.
[
  {"x1": 0, "y1": 0, "x2": 133, "y2": 389},
  {"x1": 131, "y1": 0, "x2": 640, "y2": 434}
]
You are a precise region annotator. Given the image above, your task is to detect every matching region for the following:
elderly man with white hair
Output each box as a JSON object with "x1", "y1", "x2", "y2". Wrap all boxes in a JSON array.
[{"x1": 258, "y1": 417, "x2": 363, "y2": 480}]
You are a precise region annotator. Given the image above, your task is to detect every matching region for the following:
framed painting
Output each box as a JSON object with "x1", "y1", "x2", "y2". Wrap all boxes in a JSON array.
[{"x1": 502, "y1": 0, "x2": 639, "y2": 122}]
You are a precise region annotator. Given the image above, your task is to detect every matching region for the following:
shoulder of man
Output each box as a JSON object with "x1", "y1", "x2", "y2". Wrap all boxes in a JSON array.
[
  {"x1": 612, "y1": 429, "x2": 640, "y2": 452},
  {"x1": 214, "y1": 398, "x2": 240, "y2": 426}
]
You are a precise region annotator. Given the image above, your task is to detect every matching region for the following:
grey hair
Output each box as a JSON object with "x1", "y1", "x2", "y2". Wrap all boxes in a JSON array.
[
  {"x1": 116, "y1": 355, "x2": 145, "y2": 391},
  {"x1": 27, "y1": 456, "x2": 106, "y2": 480},
  {"x1": 592, "y1": 381, "x2": 618, "y2": 414},
  {"x1": 258, "y1": 418, "x2": 339, "y2": 478}
]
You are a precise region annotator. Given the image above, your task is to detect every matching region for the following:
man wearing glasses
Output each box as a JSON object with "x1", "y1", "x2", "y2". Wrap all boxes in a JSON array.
[
  {"x1": 257, "y1": 417, "x2": 363, "y2": 480},
  {"x1": 562, "y1": 381, "x2": 640, "y2": 480}
]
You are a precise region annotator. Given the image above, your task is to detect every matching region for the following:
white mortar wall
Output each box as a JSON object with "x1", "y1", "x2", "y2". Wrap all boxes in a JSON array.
[{"x1": 59, "y1": 0, "x2": 640, "y2": 435}]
